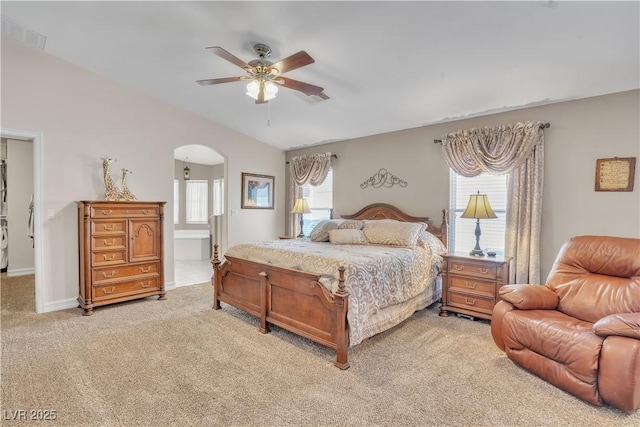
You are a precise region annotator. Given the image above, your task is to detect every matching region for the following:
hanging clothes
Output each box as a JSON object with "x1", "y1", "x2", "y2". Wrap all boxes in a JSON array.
[
  {"x1": 27, "y1": 194, "x2": 34, "y2": 247},
  {"x1": 1, "y1": 223, "x2": 7, "y2": 270}
]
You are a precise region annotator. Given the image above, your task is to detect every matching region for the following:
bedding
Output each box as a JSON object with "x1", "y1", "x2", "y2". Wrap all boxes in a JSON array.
[{"x1": 224, "y1": 235, "x2": 442, "y2": 346}]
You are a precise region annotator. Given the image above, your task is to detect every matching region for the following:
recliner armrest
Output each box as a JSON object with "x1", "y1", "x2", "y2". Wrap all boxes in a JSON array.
[
  {"x1": 499, "y1": 284, "x2": 559, "y2": 310},
  {"x1": 594, "y1": 313, "x2": 640, "y2": 340}
]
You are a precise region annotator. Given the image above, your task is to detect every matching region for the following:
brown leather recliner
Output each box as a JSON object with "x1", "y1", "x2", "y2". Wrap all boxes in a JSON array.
[{"x1": 492, "y1": 235, "x2": 640, "y2": 413}]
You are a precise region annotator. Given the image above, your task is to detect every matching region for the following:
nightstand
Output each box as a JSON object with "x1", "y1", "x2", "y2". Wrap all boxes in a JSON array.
[{"x1": 439, "y1": 253, "x2": 511, "y2": 320}]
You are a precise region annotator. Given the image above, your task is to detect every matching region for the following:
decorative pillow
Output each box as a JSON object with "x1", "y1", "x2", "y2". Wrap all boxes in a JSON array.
[
  {"x1": 417, "y1": 231, "x2": 447, "y2": 254},
  {"x1": 362, "y1": 220, "x2": 427, "y2": 247},
  {"x1": 309, "y1": 220, "x2": 339, "y2": 242},
  {"x1": 338, "y1": 220, "x2": 364, "y2": 230},
  {"x1": 328, "y1": 229, "x2": 368, "y2": 245}
]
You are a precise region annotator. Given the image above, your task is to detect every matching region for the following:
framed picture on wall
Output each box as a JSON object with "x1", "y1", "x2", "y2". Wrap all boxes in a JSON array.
[
  {"x1": 595, "y1": 157, "x2": 636, "y2": 192},
  {"x1": 241, "y1": 173, "x2": 274, "y2": 209}
]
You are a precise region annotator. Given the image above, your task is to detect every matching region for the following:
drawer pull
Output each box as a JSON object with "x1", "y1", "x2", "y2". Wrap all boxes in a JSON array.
[
  {"x1": 103, "y1": 254, "x2": 116, "y2": 261},
  {"x1": 103, "y1": 224, "x2": 116, "y2": 231},
  {"x1": 142, "y1": 210, "x2": 150, "y2": 215},
  {"x1": 102, "y1": 287, "x2": 116, "y2": 295},
  {"x1": 479, "y1": 268, "x2": 489, "y2": 274},
  {"x1": 101, "y1": 210, "x2": 112, "y2": 215},
  {"x1": 465, "y1": 281, "x2": 477, "y2": 289},
  {"x1": 454, "y1": 265, "x2": 464, "y2": 271},
  {"x1": 140, "y1": 266, "x2": 152, "y2": 273},
  {"x1": 140, "y1": 281, "x2": 151, "y2": 288},
  {"x1": 102, "y1": 271, "x2": 116, "y2": 278},
  {"x1": 103, "y1": 239, "x2": 116, "y2": 246},
  {"x1": 464, "y1": 297, "x2": 477, "y2": 306}
]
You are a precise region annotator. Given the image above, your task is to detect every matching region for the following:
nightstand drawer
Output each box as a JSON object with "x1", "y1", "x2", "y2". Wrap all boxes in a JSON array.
[
  {"x1": 449, "y1": 276, "x2": 496, "y2": 296},
  {"x1": 449, "y1": 260, "x2": 497, "y2": 280},
  {"x1": 448, "y1": 291, "x2": 494, "y2": 314}
]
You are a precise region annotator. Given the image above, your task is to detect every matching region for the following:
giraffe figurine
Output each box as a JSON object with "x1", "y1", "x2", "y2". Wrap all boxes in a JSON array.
[
  {"x1": 120, "y1": 168, "x2": 137, "y2": 201},
  {"x1": 101, "y1": 157, "x2": 121, "y2": 201}
]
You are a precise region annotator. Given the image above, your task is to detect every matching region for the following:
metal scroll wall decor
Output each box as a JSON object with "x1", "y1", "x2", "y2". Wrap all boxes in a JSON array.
[{"x1": 360, "y1": 168, "x2": 408, "y2": 189}]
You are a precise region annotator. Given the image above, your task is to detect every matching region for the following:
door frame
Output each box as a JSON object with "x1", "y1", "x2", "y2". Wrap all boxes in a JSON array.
[{"x1": 1, "y1": 127, "x2": 44, "y2": 313}]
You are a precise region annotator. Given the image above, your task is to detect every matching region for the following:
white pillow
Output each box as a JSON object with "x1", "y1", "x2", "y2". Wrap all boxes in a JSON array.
[
  {"x1": 362, "y1": 219, "x2": 427, "y2": 247},
  {"x1": 328, "y1": 229, "x2": 368, "y2": 245},
  {"x1": 337, "y1": 220, "x2": 364, "y2": 230}
]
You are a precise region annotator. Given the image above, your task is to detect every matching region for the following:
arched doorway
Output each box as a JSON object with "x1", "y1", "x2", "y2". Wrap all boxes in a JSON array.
[{"x1": 173, "y1": 145, "x2": 226, "y2": 286}]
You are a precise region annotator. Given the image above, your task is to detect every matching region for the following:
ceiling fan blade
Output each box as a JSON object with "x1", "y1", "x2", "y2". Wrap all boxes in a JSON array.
[
  {"x1": 270, "y1": 51, "x2": 315, "y2": 74},
  {"x1": 205, "y1": 46, "x2": 252, "y2": 70},
  {"x1": 317, "y1": 92, "x2": 330, "y2": 100},
  {"x1": 277, "y1": 77, "x2": 324, "y2": 96},
  {"x1": 196, "y1": 76, "x2": 244, "y2": 86}
]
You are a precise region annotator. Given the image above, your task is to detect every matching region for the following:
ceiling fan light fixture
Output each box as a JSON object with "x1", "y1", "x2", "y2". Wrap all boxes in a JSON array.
[{"x1": 246, "y1": 79, "x2": 278, "y2": 101}]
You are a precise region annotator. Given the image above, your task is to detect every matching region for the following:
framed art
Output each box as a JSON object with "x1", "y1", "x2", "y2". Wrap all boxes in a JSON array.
[
  {"x1": 241, "y1": 173, "x2": 274, "y2": 209},
  {"x1": 595, "y1": 157, "x2": 636, "y2": 192}
]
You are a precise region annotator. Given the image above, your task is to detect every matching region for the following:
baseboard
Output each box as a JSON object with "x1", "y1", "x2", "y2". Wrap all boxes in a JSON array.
[
  {"x1": 43, "y1": 297, "x2": 78, "y2": 313},
  {"x1": 7, "y1": 267, "x2": 35, "y2": 277},
  {"x1": 165, "y1": 281, "x2": 176, "y2": 291}
]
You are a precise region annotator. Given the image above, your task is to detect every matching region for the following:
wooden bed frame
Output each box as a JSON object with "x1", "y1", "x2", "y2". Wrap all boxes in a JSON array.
[{"x1": 211, "y1": 203, "x2": 448, "y2": 369}]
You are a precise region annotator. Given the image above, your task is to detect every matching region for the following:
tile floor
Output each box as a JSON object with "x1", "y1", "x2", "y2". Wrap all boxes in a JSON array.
[{"x1": 174, "y1": 259, "x2": 213, "y2": 287}]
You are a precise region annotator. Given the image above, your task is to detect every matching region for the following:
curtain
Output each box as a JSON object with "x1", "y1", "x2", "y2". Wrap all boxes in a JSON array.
[
  {"x1": 440, "y1": 121, "x2": 545, "y2": 283},
  {"x1": 288, "y1": 152, "x2": 332, "y2": 235}
]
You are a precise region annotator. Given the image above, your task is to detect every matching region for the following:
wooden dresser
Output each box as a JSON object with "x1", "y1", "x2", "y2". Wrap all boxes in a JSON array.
[
  {"x1": 77, "y1": 201, "x2": 166, "y2": 315},
  {"x1": 439, "y1": 253, "x2": 511, "y2": 320}
]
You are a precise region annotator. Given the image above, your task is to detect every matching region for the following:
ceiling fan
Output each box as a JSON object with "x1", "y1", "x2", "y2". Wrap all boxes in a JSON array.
[{"x1": 197, "y1": 43, "x2": 329, "y2": 104}]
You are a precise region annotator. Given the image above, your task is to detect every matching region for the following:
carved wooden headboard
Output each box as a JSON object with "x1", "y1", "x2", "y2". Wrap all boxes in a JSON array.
[{"x1": 340, "y1": 203, "x2": 448, "y2": 248}]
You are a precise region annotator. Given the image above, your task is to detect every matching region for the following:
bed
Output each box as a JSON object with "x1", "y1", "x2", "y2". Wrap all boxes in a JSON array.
[{"x1": 211, "y1": 203, "x2": 448, "y2": 369}]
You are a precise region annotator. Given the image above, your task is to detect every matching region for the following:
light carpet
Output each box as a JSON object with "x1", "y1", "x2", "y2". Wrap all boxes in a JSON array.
[{"x1": 1, "y1": 275, "x2": 637, "y2": 426}]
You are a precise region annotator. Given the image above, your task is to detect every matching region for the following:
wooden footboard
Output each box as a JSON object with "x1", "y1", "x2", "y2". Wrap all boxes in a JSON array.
[{"x1": 211, "y1": 245, "x2": 350, "y2": 369}]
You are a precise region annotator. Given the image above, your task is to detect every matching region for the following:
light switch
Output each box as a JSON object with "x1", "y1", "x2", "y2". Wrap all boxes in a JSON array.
[{"x1": 47, "y1": 208, "x2": 55, "y2": 219}]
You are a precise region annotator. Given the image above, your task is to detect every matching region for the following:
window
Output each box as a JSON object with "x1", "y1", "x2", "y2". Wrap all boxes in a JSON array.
[
  {"x1": 301, "y1": 168, "x2": 333, "y2": 235},
  {"x1": 450, "y1": 171, "x2": 507, "y2": 254},
  {"x1": 212, "y1": 178, "x2": 224, "y2": 216},
  {"x1": 173, "y1": 179, "x2": 179, "y2": 224},
  {"x1": 185, "y1": 180, "x2": 208, "y2": 224}
]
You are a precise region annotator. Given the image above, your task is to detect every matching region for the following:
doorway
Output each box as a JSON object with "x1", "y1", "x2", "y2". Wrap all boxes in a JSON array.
[
  {"x1": 173, "y1": 144, "x2": 226, "y2": 286},
  {"x1": 0, "y1": 128, "x2": 43, "y2": 313}
]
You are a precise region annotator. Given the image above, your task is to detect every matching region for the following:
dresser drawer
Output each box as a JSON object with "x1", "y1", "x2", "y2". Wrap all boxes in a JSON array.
[
  {"x1": 448, "y1": 291, "x2": 494, "y2": 314},
  {"x1": 92, "y1": 220, "x2": 126, "y2": 235},
  {"x1": 92, "y1": 277, "x2": 160, "y2": 302},
  {"x1": 448, "y1": 260, "x2": 497, "y2": 280},
  {"x1": 92, "y1": 205, "x2": 159, "y2": 218},
  {"x1": 92, "y1": 262, "x2": 159, "y2": 285},
  {"x1": 92, "y1": 235, "x2": 126, "y2": 250},
  {"x1": 449, "y1": 276, "x2": 496, "y2": 296},
  {"x1": 91, "y1": 250, "x2": 127, "y2": 266}
]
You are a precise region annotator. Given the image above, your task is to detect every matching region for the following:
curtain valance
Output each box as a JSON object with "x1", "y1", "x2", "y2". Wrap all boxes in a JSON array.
[
  {"x1": 289, "y1": 152, "x2": 333, "y2": 186},
  {"x1": 440, "y1": 121, "x2": 545, "y2": 177}
]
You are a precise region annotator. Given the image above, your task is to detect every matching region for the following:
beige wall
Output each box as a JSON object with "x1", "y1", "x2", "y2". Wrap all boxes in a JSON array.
[
  {"x1": 287, "y1": 90, "x2": 640, "y2": 280},
  {"x1": 5, "y1": 138, "x2": 35, "y2": 274},
  {"x1": 1, "y1": 37, "x2": 285, "y2": 309}
]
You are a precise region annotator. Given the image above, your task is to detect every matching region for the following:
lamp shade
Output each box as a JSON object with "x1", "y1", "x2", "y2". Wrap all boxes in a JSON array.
[
  {"x1": 460, "y1": 192, "x2": 497, "y2": 219},
  {"x1": 291, "y1": 198, "x2": 311, "y2": 214}
]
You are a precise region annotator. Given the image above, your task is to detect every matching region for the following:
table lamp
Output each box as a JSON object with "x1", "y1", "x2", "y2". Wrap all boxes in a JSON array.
[
  {"x1": 291, "y1": 198, "x2": 312, "y2": 238},
  {"x1": 460, "y1": 191, "x2": 497, "y2": 256}
]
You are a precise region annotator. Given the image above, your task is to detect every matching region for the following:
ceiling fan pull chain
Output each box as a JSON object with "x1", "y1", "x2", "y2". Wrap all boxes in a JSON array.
[{"x1": 267, "y1": 101, "x2": 271, "y2": 127}]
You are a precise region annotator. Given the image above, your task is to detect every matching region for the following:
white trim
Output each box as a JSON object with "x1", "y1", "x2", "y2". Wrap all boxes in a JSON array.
[
  {"x1": 43, "y1": 298, "x2": 77, "y2": 313},
  {"x1": 1, "y1": 127, "x2": 44, "y2": 313},
  {"x1": 7, "y1": 267, "x2": 35, "y2": 277},
  {"x1": 164, "y1": 281, "x2": 176, "y2": 291}
]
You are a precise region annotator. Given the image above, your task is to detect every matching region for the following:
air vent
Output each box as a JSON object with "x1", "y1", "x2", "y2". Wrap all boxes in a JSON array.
[{"x1": 1, "y1": 16, "x2": 47, "y2": 50}]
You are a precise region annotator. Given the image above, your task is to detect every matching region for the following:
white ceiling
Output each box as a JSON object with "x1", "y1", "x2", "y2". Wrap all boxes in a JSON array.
[{"x1": 2, "y1": 1, "x2": 639, "y2": 160}]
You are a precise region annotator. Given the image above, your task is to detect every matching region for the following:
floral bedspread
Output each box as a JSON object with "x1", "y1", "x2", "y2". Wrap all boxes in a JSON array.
[{"x1": 224, "y1": 239, "x2": 442, "y2": 345}]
